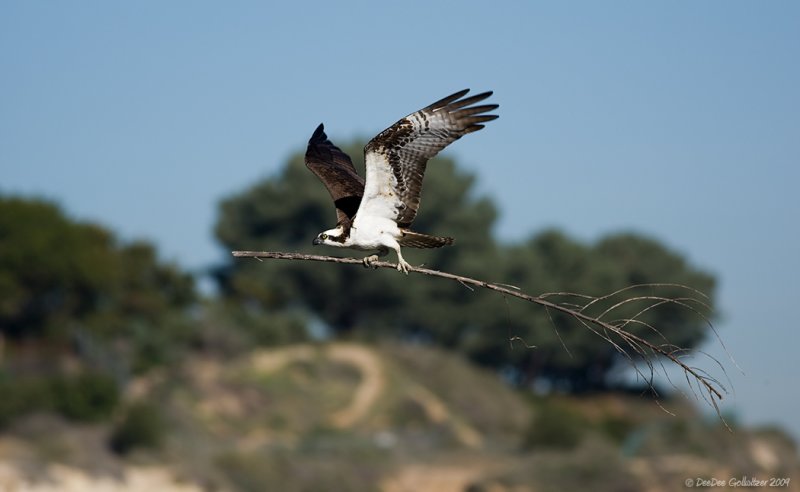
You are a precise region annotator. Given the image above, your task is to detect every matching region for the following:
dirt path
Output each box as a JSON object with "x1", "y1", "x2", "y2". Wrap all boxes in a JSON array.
[
  {"x1": 247, "y1": 343, "x2": 484, "y2": 444},
  {"x1": 247, "y1": 343, "x2": 385, "y2": 429},
  {"x1": 405, "y1": 383, "x2": 483, "y2": 448},
  {"x1": 248, "y1": 345, "x2": 316, "y2": 373},
  {"x1": 327, "y1": 343, "x2": 385, "y2": 428}
]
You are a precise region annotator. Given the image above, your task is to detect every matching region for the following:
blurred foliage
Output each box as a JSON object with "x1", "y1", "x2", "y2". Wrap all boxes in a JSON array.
[
  {"x1": 214, "y1": 141, "x2": 716, "y2": 392},
  {"x1": 216, "y1": 447, "x2": 386, "y2": 492},
  {"x1": 471, "y1": 438, "x2": 642, "y2": 492},
  {"x1": 0, "y1": 195, "x2": 196, "y2": 426},
  {"x1": 0, "y1": 196, "x2": 195, "y2": 340},
  {"x1": 523, "y1": 400, "x2": 589, "y2": 450},
  {"x1": 0, "y1": 374, "x2": 50, "y2": 428},
  {"x1": 0, "y1": 371, "x2": 118, "y2": 426},
  {"x1": 598, "y1": 414, "x2": 637, "y2": 444},
  {"x1": 109, "y1": 402, "x2": 164, "y2": 455},
  {"x1": 50, "y1": 371, "x2": 119, "y2": 422},
  {"x1": 192, "y1": 300, "x2": 309, "y2": 351}
]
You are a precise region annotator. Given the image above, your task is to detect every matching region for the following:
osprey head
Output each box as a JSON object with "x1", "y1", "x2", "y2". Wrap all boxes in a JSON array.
[{"x1": 312, "y1": 226, "x2": 346, "y2": 246}]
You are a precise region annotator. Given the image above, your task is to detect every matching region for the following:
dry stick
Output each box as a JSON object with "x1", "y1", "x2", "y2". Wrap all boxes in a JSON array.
[{"x1": 232, "y1": 251, "x2": 724, "y2": 405}]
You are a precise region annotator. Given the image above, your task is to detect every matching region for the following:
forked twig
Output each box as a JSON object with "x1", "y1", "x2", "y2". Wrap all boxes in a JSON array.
[{"x1": 232, "y1": 251, "x2": 728, "y2": 414}]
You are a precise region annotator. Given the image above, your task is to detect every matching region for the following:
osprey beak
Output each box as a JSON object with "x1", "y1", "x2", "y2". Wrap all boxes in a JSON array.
[{"x1": 312, "y1": 237, "x2": 322, "y2": 246}]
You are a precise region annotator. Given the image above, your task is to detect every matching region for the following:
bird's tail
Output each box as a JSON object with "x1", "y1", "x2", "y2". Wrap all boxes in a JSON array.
[{"x1": 398, "y1": 230, "x2": 454, "y2": 249}]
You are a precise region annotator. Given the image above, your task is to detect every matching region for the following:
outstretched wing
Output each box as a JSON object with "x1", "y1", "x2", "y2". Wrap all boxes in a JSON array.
[
  {"x1": 305, "y1": 123, "x2": 365, "y2": 226},
  {"x1": 361, "y1": 89, "x2": 498, "y2": 228}
]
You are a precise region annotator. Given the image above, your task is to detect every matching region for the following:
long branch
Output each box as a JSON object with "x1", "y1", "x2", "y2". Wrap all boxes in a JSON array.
[{"x1": 232, "y1": 250, "x2": 724, "y2": 404}]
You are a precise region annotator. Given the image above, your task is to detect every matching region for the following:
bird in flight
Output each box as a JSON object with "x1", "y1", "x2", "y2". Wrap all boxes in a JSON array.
[{"x1": 305, "y1": 89, "x2": 498, "y2": 274}]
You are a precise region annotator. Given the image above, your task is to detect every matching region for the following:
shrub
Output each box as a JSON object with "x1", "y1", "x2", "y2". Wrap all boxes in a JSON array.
[
  {"x1": 598, "y1": 415, "x2": 636, "y2": 443},
  {"x1": 0, "y1": 375, "x2": 50, "y2": 428},
  {"x1": 216, "y1": 448, "x2": 385, "y2": 492},
  {"x1": 523, "y1": 402, "x2": 589, "y2": 450},
  {"x1": 51, "y1": 371, "x2": 119, "y2": 422},
  {"x1": 109, "y1": 402, "x2": 164, "y2": 455}
]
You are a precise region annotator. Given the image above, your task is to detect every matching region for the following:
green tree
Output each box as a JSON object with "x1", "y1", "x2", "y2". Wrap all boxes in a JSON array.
[
  {"x1": 0, "y1": 197, "x2": 118, "y2": 338},
  {"x1": 0, "y1": 196, "x2": 195, "y2": 341},
  {"x1": 0, "y1": 195, "x2": 196, "y2": 373},
  {"x1": 0, "y1": 195, "x2": 197, "y2": 424}
]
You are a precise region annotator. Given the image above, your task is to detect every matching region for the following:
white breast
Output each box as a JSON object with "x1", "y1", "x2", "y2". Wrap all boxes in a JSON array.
[
  {"x1": 357, "y1": 152, "x2": 403, "y2": 222},
  {"x1": 349, "y1": 213, "x2": 401, "y2": 250}
]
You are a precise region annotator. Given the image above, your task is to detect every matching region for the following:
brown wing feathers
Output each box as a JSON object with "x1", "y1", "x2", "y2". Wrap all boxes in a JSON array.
[
  {"x1": 304, "y1": 124, "x2": 365, "y2": 227},
  {"x1": 398, "y1": 230, "x2": 454, "y2": 249},
  {"x1": 305, "y1": 90, "x2": 497, "y2": 244},
  {"x1": 422, "y1": 90, "x2": 498, "y2": 134},
  {"x1": 365, "y1": 89, "x2": 498, "y2": 228}
]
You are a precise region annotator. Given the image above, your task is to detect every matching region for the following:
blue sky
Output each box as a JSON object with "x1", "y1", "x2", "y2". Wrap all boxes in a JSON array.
[{"x1": 2, "y1": 2, "x2": 799, "y2": 438}]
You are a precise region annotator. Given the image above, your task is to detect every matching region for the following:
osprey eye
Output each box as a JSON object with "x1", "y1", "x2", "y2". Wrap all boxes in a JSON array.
[{"x1": 321, "y1": 234, "x2": 328, "y2": 240}]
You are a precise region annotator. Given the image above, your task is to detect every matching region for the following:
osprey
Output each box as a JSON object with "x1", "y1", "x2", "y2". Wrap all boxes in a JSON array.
[{"x1": 306, "y1": 89, "x2": 498, "y2": 273}]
